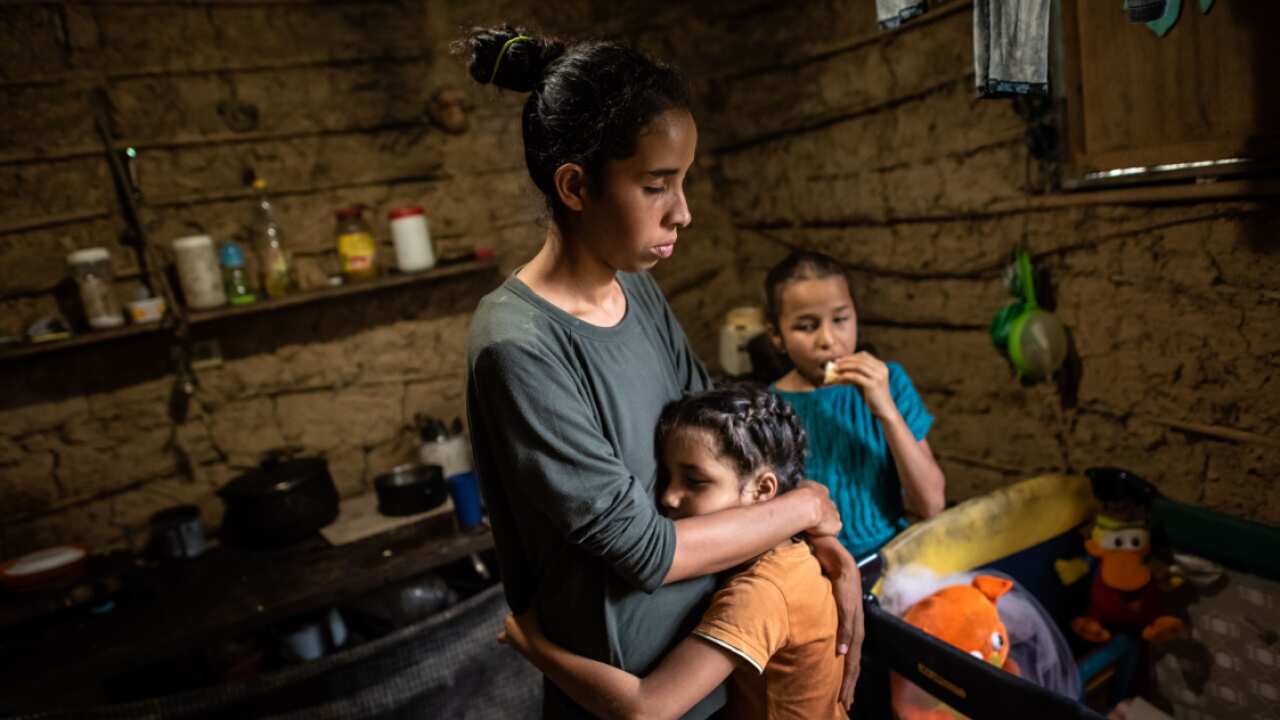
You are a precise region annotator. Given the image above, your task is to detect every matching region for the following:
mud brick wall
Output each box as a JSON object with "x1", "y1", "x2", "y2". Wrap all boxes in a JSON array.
[
  {"x1": 2, "y1": 0, "x2": 1276, "y2": 559},
  {"x1": 0, "y1": 0, "x2": 552, "y2": 557},
  {"x1": 632, "y1": 0, "x2": 1280, "y2": 522}
]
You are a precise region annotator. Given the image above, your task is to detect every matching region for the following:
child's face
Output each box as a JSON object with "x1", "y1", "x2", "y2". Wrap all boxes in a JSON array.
[
  {"x1": 659, "y1": 427, "x2": 771, "y2": 520},
  {"x1": 771, "y1": 275, "x2": 858, "y2": 387},
  {"x1": 578, "y1": 108, "x2": 696, "y2": 273}
]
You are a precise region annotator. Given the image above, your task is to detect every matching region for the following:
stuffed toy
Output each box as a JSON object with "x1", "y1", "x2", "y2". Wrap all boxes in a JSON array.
[
  {"x1": 891, "y1": 575, "x2": 1019, "y2": 720},
  {"x1": 1069, "y1": 468, "x2": 1185, "y2": 644}
]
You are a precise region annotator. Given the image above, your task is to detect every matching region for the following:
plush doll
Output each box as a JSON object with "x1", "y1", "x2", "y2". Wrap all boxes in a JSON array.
[
  {"x1": 891, "y1": 575, "x2": 1019, "y2": 720},
  {"x1": 1069, "y1": 468, "x2": 1185, "y2": 644}
]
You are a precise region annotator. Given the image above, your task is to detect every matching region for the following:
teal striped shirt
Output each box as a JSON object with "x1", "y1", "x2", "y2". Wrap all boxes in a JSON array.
[{"x1": 772, "y1": 362, "x2": 933, "y2": 560}]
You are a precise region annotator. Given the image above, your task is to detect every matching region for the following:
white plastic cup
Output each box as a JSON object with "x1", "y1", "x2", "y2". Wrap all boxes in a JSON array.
[
  {"x1": 172, "y1": 235, "x2": 227, "y2": 310},
  {"x1": 388, "y1": 208, "x2": 435, "y2": 273}
]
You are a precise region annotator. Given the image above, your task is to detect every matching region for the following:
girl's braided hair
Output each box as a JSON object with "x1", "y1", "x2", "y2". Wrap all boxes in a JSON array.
[{"x1": 657, "y1": 383, "x2": 807, "y2": 493}]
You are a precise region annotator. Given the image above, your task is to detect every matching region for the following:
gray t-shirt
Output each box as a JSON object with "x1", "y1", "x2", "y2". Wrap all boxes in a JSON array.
[{"x1": 467, "y1": 271, "x2": 722, "y2": 719}]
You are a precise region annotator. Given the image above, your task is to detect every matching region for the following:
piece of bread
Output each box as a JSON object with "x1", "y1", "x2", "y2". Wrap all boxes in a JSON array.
[{"x1": 823, "y1": 360, "x2": 837, "y2": 385}]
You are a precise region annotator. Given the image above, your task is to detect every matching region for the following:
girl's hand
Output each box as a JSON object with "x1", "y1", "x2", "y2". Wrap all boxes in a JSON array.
[{"x1": 829, "y1": 352, "x2": 897, "y2": 420}]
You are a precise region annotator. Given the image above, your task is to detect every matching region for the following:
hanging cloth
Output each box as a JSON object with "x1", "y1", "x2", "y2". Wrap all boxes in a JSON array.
[
  {"x1": 974, "y1": 0, "x2": 1053, "y2": 98},
  {"x1": 877, "y1": 0, "x2": 929, "y2": 30}
]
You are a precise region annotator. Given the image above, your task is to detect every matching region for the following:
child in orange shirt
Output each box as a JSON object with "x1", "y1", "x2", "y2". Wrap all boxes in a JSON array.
[{"x1": 500, "y1": 384, "x2": 850, "y2": 720}]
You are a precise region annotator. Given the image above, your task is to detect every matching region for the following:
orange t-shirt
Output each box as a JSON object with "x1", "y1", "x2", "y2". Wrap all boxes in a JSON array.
[{"x1": 693, "y1": 540, "x2": 844, "y2": 720}]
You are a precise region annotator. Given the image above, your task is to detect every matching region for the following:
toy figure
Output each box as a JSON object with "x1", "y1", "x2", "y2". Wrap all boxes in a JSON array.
[
  {"x1": 891, "y1": 575, "x2": 1019, "y2": 720},
  {"x1": 1070, "y1": 468, "x2": 1184, "y2": 644}
]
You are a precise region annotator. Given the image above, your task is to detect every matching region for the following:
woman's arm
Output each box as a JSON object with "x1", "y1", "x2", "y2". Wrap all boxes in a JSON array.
[
  {"x1": 808, "y1": 536, "x2": 864, "y2": 711},
  {"x1": 664, "y1": 480, "x2": 841, "y2": 583},
  {"x1": 500, "y1": 612, "x2": 736, "y2": 720},
  {"x1": 475, "y1": 343, "x2": 842, "y2": 597}
]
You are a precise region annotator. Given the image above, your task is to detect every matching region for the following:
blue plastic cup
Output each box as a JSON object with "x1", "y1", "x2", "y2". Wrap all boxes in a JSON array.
[{"x1": 446, "y1": 471, "x2": 485, "y2": 531}]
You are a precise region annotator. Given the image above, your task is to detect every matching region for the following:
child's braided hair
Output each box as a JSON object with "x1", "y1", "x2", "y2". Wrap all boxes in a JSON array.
[{"x1": 657, "y1": 383, "x2": 807, "y2": 493}]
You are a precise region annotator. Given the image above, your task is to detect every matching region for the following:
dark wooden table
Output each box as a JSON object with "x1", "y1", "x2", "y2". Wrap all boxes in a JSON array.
[{"x1": 0, "y1": 515, "x2": 494, "y2": 712}]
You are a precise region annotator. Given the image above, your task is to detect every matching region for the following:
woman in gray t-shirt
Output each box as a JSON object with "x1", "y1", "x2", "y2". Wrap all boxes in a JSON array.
[{"x1": 461, "y1": 27, "x2": 862, "y2": 719}]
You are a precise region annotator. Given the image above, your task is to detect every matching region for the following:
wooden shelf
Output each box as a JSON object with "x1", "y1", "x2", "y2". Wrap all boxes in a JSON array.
[
  {"x1": 0, "y1": 256, "x2": 499, "y2": 363},
  {"x1": 0, "y1": 320, "x2": 169, "y2": 363},
  {"x1": 186, "y1": 256, "x2": 498, "y2": 325}
]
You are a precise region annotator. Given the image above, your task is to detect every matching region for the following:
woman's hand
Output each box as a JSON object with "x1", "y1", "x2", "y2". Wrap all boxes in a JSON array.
[
  {"x1": 828, "y1": 352, "x2": 897, "y2": 421},
  {"x1": 809, "y1": 536, "x2": 865, "y2": 711},
  {"x1": 798, "y1": 480, "x2": 843, "y2": 537},
  {"x1": 498, "y1": 611, "x2": 544, "y2": 660}
]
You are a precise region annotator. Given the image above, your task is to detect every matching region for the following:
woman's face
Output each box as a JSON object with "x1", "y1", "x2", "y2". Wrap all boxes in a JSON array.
[
  {"x1": 659, "y1": 427, "x2": 754, "y2": 520},
  {"x1": 772, "y1": 275, "x2": 859, "y2": 387},
  {"x1": 579, "y1": 108, "x2": 696, "y2": 272}
]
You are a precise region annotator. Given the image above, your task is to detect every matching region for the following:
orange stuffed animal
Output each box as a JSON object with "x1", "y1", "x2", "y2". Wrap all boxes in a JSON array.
[{"x1": 891, "y1": 575, "x2": 1019, "y2": 720}]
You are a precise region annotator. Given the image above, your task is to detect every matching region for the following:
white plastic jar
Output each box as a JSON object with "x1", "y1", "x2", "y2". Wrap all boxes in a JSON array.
[
  {"x1": 388, "y1": 207, "x2": 435, "y2": 273},
  {"x1": 67, "y1": 247, "x2": 125, "y2": 329},
  {"x1": 172, "y1": 235, "x2": 227, "y2": 310}
]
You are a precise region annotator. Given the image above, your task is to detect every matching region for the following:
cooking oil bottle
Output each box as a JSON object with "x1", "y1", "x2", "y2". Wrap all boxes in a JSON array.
[{"x1": 250, "y1": 179, "x2": 293, "y2": 298}]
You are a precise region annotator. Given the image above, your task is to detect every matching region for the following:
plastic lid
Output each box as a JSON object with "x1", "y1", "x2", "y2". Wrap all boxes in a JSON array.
[
  {"x1": 67, "y1": 247, "x2": 110, "y2": 265},
  {"x1": 388, "y1": 207, "x2": 425, "y2": 220},
  {"x1": 335, "y1": 205, "x2": 365, "y2": 220},
  {"x1": 220, "y1": 242, "x2": 246, "y2": 268},
  {"x1": 174, "y1": 234, "x2": 213, "y2": 249}
]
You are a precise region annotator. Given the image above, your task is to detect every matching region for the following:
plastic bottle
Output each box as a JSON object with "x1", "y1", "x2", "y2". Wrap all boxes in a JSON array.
[
  {"x1": 220, "y1": 242, "x2": 257, "y2": 306},
  {"x1": 250, "y1": 179, "x2": 292, "y2": 298},
  {"x1": 417, "y1": 417, "x2": 484, "y2": 531}
]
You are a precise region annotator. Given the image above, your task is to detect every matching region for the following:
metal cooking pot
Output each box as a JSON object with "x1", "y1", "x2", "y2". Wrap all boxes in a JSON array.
[
  {"x1": 218, "y1": 454, "x2": 338, "y2": 548},
  {"x1": 374, "y1": 463, "x2": 447, "y2": 517}
]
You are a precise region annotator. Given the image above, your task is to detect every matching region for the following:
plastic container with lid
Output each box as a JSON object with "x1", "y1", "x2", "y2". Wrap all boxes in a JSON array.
[
  {"x1": 173, "y1": 235, "x2": 227, "y2": 310},
  {"x1": 67, "y1": 248, "x2": 125, "y2": 329},
  {"x1": 335, "y1": 206, "x2": 379, "y2": 282},
  {"x1": 388, "y1": 207, "x2": 436, "y2": 273}
]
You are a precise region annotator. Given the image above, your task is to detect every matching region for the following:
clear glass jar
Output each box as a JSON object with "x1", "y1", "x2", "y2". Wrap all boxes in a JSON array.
[
  {"x1": 335, "y1": 206, "x2": 379, "y2": 282},
  {"x1": 67, "y1": 248, "x2": 124, "y2": 329}
]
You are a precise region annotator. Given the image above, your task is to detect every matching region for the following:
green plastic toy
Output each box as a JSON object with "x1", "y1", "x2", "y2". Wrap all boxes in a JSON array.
[{"x1": 990, "y1": 250, "x2": 1069, "y2": 381}]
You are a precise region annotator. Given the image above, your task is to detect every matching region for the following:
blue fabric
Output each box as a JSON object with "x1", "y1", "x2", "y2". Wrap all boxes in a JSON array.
[{"x1": 772, "y1": 362, "x2": 933, "y2": 560}]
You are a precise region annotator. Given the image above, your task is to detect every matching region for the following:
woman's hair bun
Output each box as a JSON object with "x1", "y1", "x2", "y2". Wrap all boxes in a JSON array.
[{"x1": 460, "y1": 26, "x2": 565, "y2": 92}]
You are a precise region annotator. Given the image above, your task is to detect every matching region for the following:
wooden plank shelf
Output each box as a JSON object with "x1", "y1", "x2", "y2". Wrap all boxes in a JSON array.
[
  {"x1": 186, "y1": 256, "x2": 497, "y2": 325},
  {"x1": 0, "y1": 321, "x2": 169, "y2": 363},
  {"x1": 0, "y1": 256, "x2": 499, "y2": 363}
]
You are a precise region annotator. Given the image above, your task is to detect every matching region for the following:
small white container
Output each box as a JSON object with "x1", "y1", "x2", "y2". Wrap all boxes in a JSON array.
[
  {"x1": 172, "y1": 235, "x2": 227, "y2": 310},
  {"x1": 127, "y1": 296, "x2": 166, "y2": 324},
  {"x1": 388, "y1": 207, "x2": 435, "y2": 273},
  {"x1": 67, "y1": 247, "x2": 125, "y2": 330}
]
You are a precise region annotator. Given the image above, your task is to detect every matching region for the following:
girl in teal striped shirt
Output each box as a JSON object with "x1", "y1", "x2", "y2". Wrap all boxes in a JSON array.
[{"x1": 766, "y1": 251, "x2": 947, "y2": 560}]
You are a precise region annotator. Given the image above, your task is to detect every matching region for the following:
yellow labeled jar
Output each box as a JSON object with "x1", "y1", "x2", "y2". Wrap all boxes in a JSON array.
[{"x1": 335, "y1": 205, "x2": 379, "y2": 282}]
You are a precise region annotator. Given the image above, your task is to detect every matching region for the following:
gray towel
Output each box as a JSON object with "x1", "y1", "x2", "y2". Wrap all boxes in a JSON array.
[
  {"x1": 877, "y1": 0, "x2": 929, "y2": 30},
  {"x1": 974, "y1": 0, "x2": 1052, "y2": 97}
]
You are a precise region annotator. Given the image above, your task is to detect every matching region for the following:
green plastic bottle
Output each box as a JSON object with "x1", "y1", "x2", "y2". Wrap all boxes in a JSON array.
[{"x1": 220, "y1": 242, "x2": 257, "y2": 306}]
